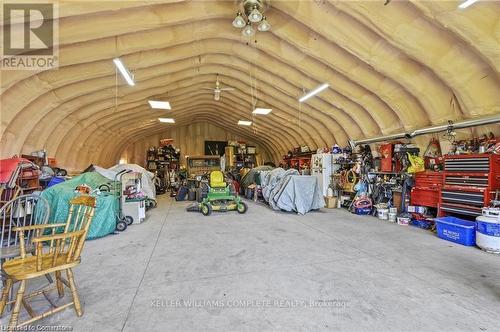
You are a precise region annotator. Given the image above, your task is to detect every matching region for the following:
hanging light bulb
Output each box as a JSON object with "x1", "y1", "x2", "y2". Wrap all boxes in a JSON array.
[
  {"x1": 242, "y1": 21, "x2": 255, "y2": 37},
  {"x1": 248, "y1": 5, "x2": 263, "y2": 23},
  {"x1": 257, "y1": 16, "x2": 270, "y2": 32},
  {"x1": 232, "y1": 12, "x2": 246, "y2": 28}
]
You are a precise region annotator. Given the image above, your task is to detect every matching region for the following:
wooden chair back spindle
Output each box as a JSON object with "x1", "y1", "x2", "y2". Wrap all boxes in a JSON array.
[{"x1": 32, "y1": 195, "x2": 96, "y2": 272}]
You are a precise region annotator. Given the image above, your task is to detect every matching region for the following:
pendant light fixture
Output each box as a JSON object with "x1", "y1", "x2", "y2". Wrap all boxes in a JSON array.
[
  {"x1": 232, "y1": 12, "x2": 246, "y2": 28},
  {"x1": 257, "y1": 16, "x2": 270, "y2": 32},
  {"x1": 232, "y1": 0, "x2": 270, "y2": 36},
  {"x1": 248, "y1": 5, "x2": 263, "y2": 22},
  {"x1": 242, "y1": 21, "x2": 256, "y2": 37}
]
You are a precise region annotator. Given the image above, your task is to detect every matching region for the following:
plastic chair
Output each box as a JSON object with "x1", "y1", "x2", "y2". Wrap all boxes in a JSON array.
[{"x1": 0, "y1": 195, "x2": 96, "y2": 329}]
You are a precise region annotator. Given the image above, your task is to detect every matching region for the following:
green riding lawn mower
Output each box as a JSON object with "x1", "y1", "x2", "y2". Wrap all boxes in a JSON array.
[{"x1": 187, "y1": 170, "x2": 247, "y2": 216}]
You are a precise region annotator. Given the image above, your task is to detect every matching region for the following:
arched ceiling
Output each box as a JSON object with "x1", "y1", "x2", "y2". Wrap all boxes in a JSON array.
[{"x1": 1, "y1": 0, "x2": 499, "y2": 171}]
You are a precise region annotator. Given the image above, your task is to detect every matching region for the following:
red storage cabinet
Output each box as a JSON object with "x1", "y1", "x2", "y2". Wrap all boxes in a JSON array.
[
  {"x1": 411, "y1": 171, "x2": 443, "y2": 208},
  {"x1": 411, "y1": 188, "x2": 441, "y2": 208}
]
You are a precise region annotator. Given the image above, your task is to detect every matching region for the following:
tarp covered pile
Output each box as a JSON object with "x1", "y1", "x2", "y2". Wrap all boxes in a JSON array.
[
  {"x1": 41, "y1": 172, "x2": 118, "y2": 239},
  {"x1": 91, "y1": 163, "x2": 156, "y2": 200},
  {"x1": 41, "y1": 163, "x2": 156, "y2": 240},
  {"x1": 260, "y1": 168, "x2": 323, "y2": 215},
  {"x1": 108, "y1": 164, "x2": 156, "y2": 199},
  {"x1": 239, "y1": 165, "x2": 274, "y2": 190}
]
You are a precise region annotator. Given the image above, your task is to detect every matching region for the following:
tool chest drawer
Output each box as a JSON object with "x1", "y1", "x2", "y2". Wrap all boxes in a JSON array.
[
  {"x1": 441, "y1": 189, "x2": 484, "y2": 206},
  {"x1": 444, "y1": 157, "x2": 490, "y2": 172},
  {"x1": 444, "y1": 174, "x2": 488, "y2": 188},
  {"x1": 415, "y1": 171, "x2": 443, "y2": 188},
  {"x1": 440, "y1": 203, "x2": 482, "y2": 217},
  {"x1": 411, "y1": 187, "x2": 440, "y2": 208}
]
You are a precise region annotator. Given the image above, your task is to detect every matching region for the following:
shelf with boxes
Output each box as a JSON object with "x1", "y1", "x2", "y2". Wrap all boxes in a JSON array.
[
  {"x1": 282, "y1": 152, "x2": 313, "y2": 174},
  {"x1": 225, "y1": 142, "x2": 257, "y2": 170},
  {"x1": 146, "y1": 145, "x2": 180, "y2": 172},
  {"x1": 146, "y1": 145, "x2": 180, "y2": 195}
]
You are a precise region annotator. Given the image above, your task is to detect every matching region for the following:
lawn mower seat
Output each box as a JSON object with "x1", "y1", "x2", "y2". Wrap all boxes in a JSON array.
[{"x1": 210, "y1": 171, "x2": 226, "y2": 188}]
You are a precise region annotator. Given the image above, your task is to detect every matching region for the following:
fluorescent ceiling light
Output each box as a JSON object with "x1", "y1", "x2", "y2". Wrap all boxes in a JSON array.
[
  {"x1": 238, "y1": 120, "x2": 252, "y2": 126},
  {"x1": 299, "y1": 83, "x2": 329, "y2": 103},
  {"x1": 148, "y1": 100, "x2": 171, "y2": 110},
  {"x1": 113, "y1": 58, "x2": 135, "y2": 86},
  {"x1": 252, "y1": 108, "x2": 272, "y2": 115},
  {"x1": 458, "y1": 0, "x2": 479, "y2": 9},
  {"x1": 158, "y1": 118, "x2": 175, "y2": 123}
]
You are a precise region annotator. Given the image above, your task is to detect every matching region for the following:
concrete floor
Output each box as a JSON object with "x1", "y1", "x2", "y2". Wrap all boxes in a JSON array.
[{"x1": 1, "y1": 196, "x2": 499, "y2": 331}]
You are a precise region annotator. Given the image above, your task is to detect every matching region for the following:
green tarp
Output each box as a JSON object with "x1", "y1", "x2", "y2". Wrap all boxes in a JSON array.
[{"x1": 41, "y1": 172, "x2": 118, "y2": 239}]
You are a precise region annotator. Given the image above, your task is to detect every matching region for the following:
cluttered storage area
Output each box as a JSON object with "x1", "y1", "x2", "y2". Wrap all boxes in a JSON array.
[
  {"x1": 144, "y1": 124, "x2": 500, "y2": 255},
  {"x1": 1, "y1": 1, "x2": 500, "y2": 331}
]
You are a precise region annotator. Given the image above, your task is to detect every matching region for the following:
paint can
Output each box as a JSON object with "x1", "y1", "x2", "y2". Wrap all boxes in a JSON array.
[
  {"x1": 377, "y1": 208, "x2": 389, "y2": 220},
  {"x1": 389, "y1": 207, "x2": 397, "y2": 214},
  {"x1": 397, "y1": 216, "x2": 410, "y2": 226},
  {"x1": 388, "y1": 212, "x2": 397, "y2": 223}
]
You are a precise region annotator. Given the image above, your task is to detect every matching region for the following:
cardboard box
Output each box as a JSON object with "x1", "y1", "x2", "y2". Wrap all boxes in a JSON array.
[{"x1": 324, "y1": 196, "x2": 338, "y2": 209}]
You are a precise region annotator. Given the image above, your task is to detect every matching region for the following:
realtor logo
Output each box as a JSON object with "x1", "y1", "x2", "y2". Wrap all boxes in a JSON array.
[{"x1": 1, "y1": 1, "x2": 59, "y2": 70}]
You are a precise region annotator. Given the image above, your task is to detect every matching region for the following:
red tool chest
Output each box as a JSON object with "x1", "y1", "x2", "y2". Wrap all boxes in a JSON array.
[
  {"x1": 438, "y1": 154, "x2": 500, "y2": 217},
  {"x1": 411, "y1": 171, "x2": 443, "y2": 208}
]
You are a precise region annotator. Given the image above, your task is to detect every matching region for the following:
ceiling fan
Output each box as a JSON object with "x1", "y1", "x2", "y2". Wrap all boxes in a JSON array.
[{"x1": 203, "y1": 75, "x2": 234, "y2": 101}]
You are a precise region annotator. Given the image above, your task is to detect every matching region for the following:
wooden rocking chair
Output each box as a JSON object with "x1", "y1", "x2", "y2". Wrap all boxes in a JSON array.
[{"x1": 0, "y1": 195, "x2": 96, "y2": 330}]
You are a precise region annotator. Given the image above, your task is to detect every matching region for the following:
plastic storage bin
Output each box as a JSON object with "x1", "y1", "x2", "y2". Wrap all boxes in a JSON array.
[
  {"x1": 355, "y1": 207, "x2": 371, "y2": 215},
  {"x1": 435, "y1": 216, "x2": 476, "y2": 246}
]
